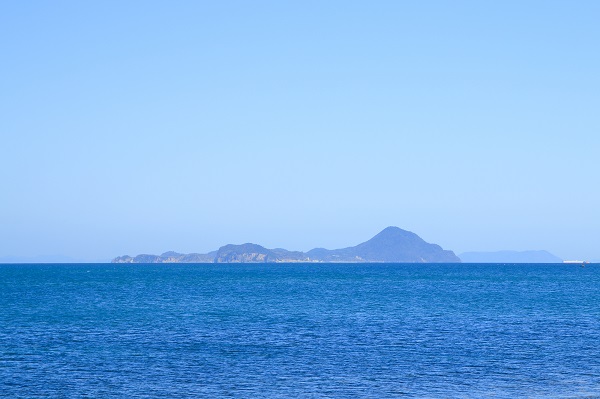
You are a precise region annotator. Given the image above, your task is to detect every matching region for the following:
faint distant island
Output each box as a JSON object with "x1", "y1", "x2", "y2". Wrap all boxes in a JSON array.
[
  {"x1": 459, "y1": 250, "x2": 563, "y2": 263},
  {"x1": 113, "y1": 226, "x2": 461, "y2": 264}
]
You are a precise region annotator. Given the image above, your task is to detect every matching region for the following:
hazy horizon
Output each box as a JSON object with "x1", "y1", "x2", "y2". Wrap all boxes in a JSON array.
[
  {"x1": 2, "y1": 2, "x2": 599, "y2": 262},
  {"x1": 0, "y1": 226, "x2": 596, "y2": 264}
]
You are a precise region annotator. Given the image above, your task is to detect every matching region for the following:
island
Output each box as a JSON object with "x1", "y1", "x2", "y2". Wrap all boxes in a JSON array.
[
  {"x1": 112, "y1": 226, "x2": 461, "y2": 264},
  {"x1": 459, "y1": 250, "x2": 563, "y2": 263}
]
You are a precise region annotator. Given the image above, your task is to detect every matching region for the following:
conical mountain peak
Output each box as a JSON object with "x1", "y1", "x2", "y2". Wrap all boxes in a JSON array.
[
  {"x1": 114, "y1": 227, "x2": 460, "y2": 263},
  {"x1": 371, "y1": 226, "x2": 416, "y2": 239}
]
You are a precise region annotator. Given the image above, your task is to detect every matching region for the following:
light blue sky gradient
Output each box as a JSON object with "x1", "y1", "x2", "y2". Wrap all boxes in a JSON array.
[{"x1": 1, "y1": 1, "x2": 599, "y2": 261}]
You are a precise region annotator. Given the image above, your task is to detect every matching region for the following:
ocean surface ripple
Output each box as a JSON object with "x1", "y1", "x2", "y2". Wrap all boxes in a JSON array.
[{"x1": 1, "y1": 263, "x2": 599, "y2": 398}]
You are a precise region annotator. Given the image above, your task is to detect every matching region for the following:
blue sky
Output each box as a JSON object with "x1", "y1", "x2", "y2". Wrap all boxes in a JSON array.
[{"x1": 1, "y1": 1, "x2": 599, "y2": 262}]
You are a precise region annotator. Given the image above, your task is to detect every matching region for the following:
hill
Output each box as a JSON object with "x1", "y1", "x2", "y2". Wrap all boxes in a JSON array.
[
  {"x1": 459, "y1": 250, "x2": 562, "y2": 263},
  {"x1": 112, "y1": 226, "x2": 460, "y2": 264},
  {"x1": 307, "y1": 227, "x2": 460, "y2": 263}
]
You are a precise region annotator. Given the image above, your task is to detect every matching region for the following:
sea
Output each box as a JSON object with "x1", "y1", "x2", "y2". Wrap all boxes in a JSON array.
[{"x1": 1, "y1": 263, "x2": 599, "y2": 398}]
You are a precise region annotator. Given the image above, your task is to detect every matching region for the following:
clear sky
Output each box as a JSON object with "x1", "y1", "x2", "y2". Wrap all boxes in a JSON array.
[{"x1": 1, "y1": 1, "x2": 599, "y2": 262}]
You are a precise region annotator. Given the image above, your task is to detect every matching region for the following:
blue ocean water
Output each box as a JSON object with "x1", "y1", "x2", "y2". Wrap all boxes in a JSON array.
[{"x1": 1, "y1": 263, "x2": 599, "y2": 398}]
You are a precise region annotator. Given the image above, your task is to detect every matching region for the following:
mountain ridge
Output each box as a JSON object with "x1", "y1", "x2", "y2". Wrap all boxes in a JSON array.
[
  {"x1": 459, "y1": 250, "x2": 563, "y2": 263},
  {"x1": 112, "y1": 226, "x2": 460, "y2": 264}
]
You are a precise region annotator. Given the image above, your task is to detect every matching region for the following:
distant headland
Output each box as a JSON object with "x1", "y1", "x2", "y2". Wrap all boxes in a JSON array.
[
  {"x1": 112, "y1": 226, "x2": 461, "y2": 264},
  {"x1": 459, "y1": 250, "x2": 563, "y2": 263}
]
